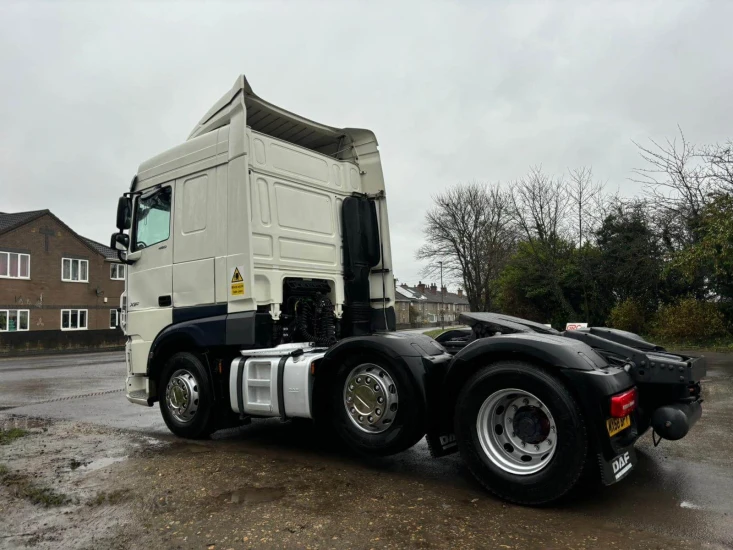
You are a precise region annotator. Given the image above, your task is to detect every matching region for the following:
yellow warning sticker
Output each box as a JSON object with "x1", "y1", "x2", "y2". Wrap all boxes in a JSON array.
[{"x1": 231, "y1": 267, "x2": 244, "y2": 296}]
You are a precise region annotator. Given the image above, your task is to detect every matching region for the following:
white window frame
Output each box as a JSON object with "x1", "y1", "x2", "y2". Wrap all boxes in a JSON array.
[
  {"x1": 61, "y1": 258, "x2": 89, "y2": 283},
  {"x1": 0, "y1": 251, "x2": 30, "y2": 280},
  {"x1": 110, "y1": 263, "x2": 125, "y2": 280},
  {"x1": 60, "y1": 309, "x2": 88, "y2": 331},
  {"x1": 110, "y1": 308, "x2": 119, "y2": 329},
  {"x1": 0, "y1": 309, "x2": 30, "y2": 332}
]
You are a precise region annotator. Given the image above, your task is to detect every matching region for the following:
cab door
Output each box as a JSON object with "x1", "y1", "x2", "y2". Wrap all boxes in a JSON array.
[
  {"x1": 172, "y1": 170, "x2": 217, "y2": 308},
  {"x1": 127, "y1": 185, "x2": 174, "y2": 312}
]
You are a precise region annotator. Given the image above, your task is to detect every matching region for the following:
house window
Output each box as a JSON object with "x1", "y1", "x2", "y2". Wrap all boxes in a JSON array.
[
  {"x1": 0, "y1": 252, "x2": 30, "y2": 279},
  {"x1": 110, "y1": 309, "x2": 119, "y2": 329},
  {"x1": 110, "y1": 264, "x2": 125, "y2": 280},
  {"x1": 0, "y1": 310, "x2": 29, "y2": 332},
  {"x1": 62, "y1": 258, "x2": 88, "y2": 282},
  {"x1": 61, "y1": 309, "x2": 87, "y2": 330}
]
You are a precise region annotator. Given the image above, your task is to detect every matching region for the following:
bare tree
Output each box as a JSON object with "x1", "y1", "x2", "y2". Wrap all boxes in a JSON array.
[
  {"x1": 509, "y1": 167, "x2": 576, "y2": 318},
  {"x1": 564, "y1": 166, "x2": 610, "y2": 322},
  {"x1": 509, "y1": 166, "x2": 570, "y2": 247},
  {"x1": 566, "y1": 166, "x2": 606, "y2": 247},
  {"x1": 700, "y1": 140, "x2": 733, "y2": 193},
  {"x1": 632, "y1": 128, "x2": 715, "y2": 249},
  {"x1": 417, "y1": 182, "x2": 515, "y2": 311}
]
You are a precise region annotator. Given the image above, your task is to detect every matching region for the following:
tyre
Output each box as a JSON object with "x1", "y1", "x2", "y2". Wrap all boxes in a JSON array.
[
  {"x1": 159, "y1": 352, "x2": 216, "y2": 439},
  {"x1": 330, "y1": 353, "x2": 425, "y2": 457},
  {"x1": 455, "y1": 361, "x2": 588, "y2": 505}
]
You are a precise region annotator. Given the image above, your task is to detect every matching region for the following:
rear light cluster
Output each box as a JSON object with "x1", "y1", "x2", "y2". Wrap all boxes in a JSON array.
[{"x1": 610, "y1": 388, "x2": 638, "y2": 418}]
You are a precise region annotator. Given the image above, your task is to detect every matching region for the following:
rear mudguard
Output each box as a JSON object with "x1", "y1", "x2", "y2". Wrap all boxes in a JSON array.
[{"x1": 424, "y1": 333, "x2": 636, "y2": 467}]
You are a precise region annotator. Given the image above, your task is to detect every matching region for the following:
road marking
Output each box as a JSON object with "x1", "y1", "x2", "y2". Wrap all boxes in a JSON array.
[{"x1": 0, "y1": 388, "x2": 125, "y2": 409}]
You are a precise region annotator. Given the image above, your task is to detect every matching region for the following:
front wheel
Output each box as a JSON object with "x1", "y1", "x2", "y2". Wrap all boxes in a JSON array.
[
  {"x1": 455, "y1": 361, "x2": 588, "y2": 505},
  {"x1": 329, "y1": 354, "x2": 425, "y2": 456},
  {"x1": 159, "y1": 352, "x2": 216, "y2": 439}
]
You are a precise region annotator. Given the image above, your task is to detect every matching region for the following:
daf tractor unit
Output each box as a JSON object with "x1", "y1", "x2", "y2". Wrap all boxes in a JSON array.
[{"x1": 111, "y1": 75, "x2": 705, "y2": 505}]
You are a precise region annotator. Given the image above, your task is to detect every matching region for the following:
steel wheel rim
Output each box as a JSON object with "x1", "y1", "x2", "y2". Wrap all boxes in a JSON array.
[
  {"x1": 165, "y1": 369, "x2": 200, "y2": 423},
  {"x1": 343, "y1": 363, "x2": 398, "y2": 434},
  {"x1": 476, "y1": 388, "x2": 556, "y2": 475}
]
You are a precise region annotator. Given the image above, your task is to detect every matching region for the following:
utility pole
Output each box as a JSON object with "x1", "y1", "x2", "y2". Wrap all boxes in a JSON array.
[{"x1": 439, "y1": 261, "x2": 444, "y2": 330}]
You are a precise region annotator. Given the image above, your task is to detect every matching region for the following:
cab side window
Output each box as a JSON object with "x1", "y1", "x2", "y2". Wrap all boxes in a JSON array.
[{"x1": 133, "y1": 187, "x2": 172, "y2": 251}]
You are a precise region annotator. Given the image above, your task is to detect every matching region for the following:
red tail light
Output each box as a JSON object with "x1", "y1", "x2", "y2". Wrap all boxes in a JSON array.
[{"x1": 610, "y1": 388, "x2": 637, "y2": 418}]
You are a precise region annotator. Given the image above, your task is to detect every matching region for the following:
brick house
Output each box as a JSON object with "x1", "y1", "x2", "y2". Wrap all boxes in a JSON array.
[
  {"x1": 395, "y1": 281, "x2": 470, "y2": 327},
  {"x1": 0, "y1": 210, "x2": 125, "y2": 353}
]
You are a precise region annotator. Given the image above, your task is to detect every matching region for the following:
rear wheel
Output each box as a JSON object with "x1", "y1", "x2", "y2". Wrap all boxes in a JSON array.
[
  {"x1": 330, "y1": 354, "x2": 425, "y2": 456},
  {"x1": 455, "y1": 361, "x2": 588, "y2": 505},
  {"x1": 159, "y1": 352, "x2": 216, "y2": 439}
]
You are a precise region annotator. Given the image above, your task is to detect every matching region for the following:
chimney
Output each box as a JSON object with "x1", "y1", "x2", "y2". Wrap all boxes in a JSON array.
[
  {"x1": 401, "y1": 283, "x2": 408, "y2": 288},
  {"x1": 430, "y1": 283, "x2": 437, "y2": 294},
  {"x1": 457, "y1": 288, "x2": 463, "y2": 297},
  {"x1": 441, "y1": 286, "x2": 447, "y2": 296},
  {"x1": 417, "y1": 281, "x2": 425, "y2": 294}
]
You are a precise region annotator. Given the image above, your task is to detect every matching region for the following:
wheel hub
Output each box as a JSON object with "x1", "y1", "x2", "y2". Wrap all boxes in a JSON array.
[
  {"x1": 476, "y1": 388, "x2": 557, "y2": 475},
  {"x1": 343, "y1": 363, "x2": 398, "y2": 434},
  {"x1": 352, "y1": 384, "x2": 378, "y2": 416},
  {"x1": 513, "y1": 406, "x2": 550, "y2": 444},
  {"x1": 170, "y1": 385, "x2": 186, "y2": 408},
  {"x1": 165, "y1": 369, "x2": 200, "y2": 424}
]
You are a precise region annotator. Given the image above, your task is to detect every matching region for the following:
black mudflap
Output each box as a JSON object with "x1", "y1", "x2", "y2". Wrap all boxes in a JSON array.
[
  {"x1": 599, "y1": 444, "x2": 638, "y2": 485},
  {"x1": 426, "y1": 430, "x2": 458, "y2": 458}
]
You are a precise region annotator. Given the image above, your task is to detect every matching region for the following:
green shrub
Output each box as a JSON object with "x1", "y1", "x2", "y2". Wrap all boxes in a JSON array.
[
  {"x1": 654, "y1": 298, "x2": 729, "y2": 342},
  {"x1": 607, "y1": 298, "x2": 648, "y2": 335}
]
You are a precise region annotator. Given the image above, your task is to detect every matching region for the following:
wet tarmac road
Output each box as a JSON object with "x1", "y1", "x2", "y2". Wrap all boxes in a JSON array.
[{"x1": 1, "y1": 351, "x2": 732, "y2": 548}]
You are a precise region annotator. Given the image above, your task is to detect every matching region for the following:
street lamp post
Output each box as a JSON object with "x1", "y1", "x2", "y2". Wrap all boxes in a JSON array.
[{"x1": 439, "y1": 261, "x2": 444, "y2": 329}]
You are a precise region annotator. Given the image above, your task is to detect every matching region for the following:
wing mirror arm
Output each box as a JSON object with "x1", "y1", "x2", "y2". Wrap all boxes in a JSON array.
[{"x1": 110, "y1": 232, "x2": 139, "y2": 265}]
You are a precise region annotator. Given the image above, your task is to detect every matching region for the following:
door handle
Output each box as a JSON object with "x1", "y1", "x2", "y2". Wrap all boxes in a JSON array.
[{"x1": 158, "y1": 295, "x2": 172, "y2": 307}]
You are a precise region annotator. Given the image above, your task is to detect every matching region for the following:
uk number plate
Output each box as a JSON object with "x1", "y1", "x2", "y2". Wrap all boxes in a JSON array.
[{"x1": 606, "y1": 415, "x2": 631, "y2": 437}]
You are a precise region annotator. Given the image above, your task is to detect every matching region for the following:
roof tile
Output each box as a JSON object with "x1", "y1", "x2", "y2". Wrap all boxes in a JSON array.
[
  {"x1": 0, "y1": 210, "x2": 119, "y2": 261},
  {"x1": 81, "y1": 237, "x2": 118, "y2": 261},
  {"x1": 0, "y1": 210, "x2": 48, "y2": 234}
]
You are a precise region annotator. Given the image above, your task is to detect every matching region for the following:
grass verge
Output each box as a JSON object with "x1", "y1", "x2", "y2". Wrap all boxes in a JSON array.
[
  {"x1": 423, "y1": 326, "x2": 468, "y2": 339},
  {"x1": 0, "y1": 428, "x2": 29, "y2": 445},
  {"x1": 0, "y1": 463, "x2": 69, "y2": 507}
]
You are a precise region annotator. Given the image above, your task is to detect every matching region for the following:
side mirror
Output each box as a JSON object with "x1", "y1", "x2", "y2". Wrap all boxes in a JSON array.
[
  {"x1": 110, "y1": 232, "x2": 129, "y2": 251},
  {"x1": 116, "y1": 196, "x2": 132, "y2": 230}
]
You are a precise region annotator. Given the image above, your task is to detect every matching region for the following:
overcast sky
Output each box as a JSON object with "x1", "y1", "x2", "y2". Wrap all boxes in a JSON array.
[{"x1": 2, "y1": 1, "x2": 732, "y2": 288}]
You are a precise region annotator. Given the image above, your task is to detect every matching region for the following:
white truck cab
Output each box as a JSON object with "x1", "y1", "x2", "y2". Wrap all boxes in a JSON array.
[{"x1": 114, "y1": 75, "x2": 397, "y2": 414}]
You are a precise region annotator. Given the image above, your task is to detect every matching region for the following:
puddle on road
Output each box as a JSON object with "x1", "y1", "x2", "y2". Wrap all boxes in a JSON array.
[
  {"x1": 133, "y1": 436, "x2": 170, "y2": 450},
  {"x1": 0, "y1": 415, "x2": 51, "y2": 430},
  {"x1": 221, "y1": 485, "x2": 286, "y2": 505},
  {"x1": 68, "y1": 456, "x2": 128, "y2": 472},
  {"x1": 680, "y1": 500, "x2": 704, "y2": 510}
]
